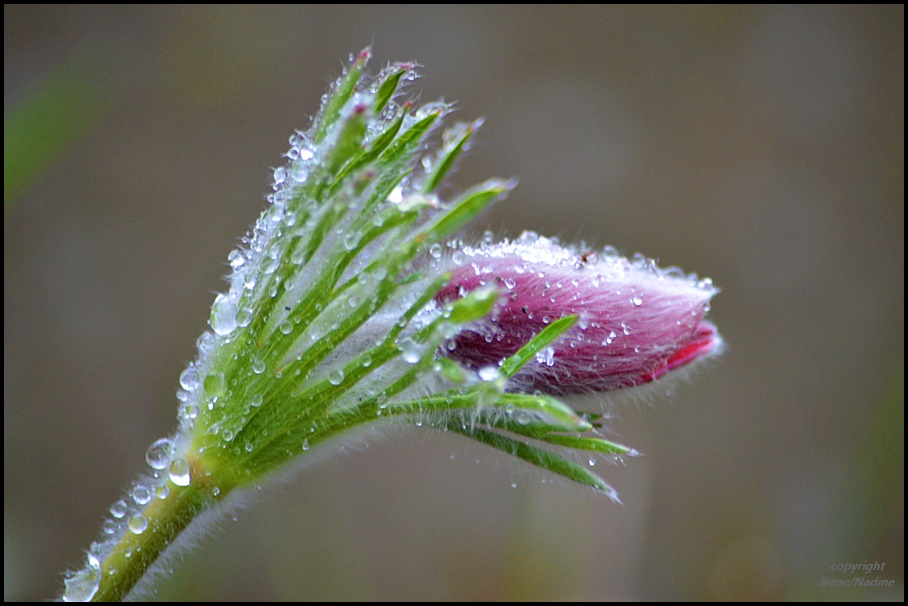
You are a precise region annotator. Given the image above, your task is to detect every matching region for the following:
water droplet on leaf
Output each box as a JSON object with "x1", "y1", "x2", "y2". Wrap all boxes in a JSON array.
[
  {"x1": 478, "y1": 366, "x2": 501, "y2": 382},
  {"x1": 63, "y1": 567, "x2": 100, "y2": 602},
  {"x1": 203, "y1": 372, "x2": 226, "y2": 398},
  {"x1": 128, "y1": 514, "x2": 148, "y2": 534},
  {"x1": 169, "y1": 458, "x2": 191, "y2": 486},
  {"x1": 132, "y1": 483, "x2": 152, "y2": 505},
  {"x1": 236, "y1": 309, "x2": 253, "y2": 327},
  {"x1": 146, "y1": 437, "x2": 173, "y2": 470},
  {"x1": 210, "y1": 294, "x2": 238, "y2": 336},
  {"x1": 110, "y1": 500, "x2": 128, "y2": 519},
  {"x1": 179, "y1": 367, "x2": 199, "y2": 392}
]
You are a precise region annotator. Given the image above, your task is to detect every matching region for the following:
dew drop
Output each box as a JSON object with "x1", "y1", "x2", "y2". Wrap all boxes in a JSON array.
[
  {"x1": 179, "y1": 367, "x2": 199, "y2": 392},
  {"x1": 279, "y1": 321, "x2": 294, "y2": 335},
  {"x1": 250, "y1": 393, "x2": 264, "y2": 407},
  {"x1": 227, "y1": 249, "x2": 247, "y2": 269},
  {"x1": 132, "y1": 483, "x2": 152, "y2": 505},
  {"x1": 252, "y1": 359, "x2": 266, "y2": 374},
  {"x1": 180, "y1": 402, "x2": 200, "y2": 420},
  {"x1": 328, "y1": 370, "x2": 345, "y2": 385},
  {"x1": 343, "y1": 232, "x2": 360, "y2": 251},
  {"x1": 478, "y1": 366, "x2": 501, "y2": 382},
  {"x1": 535, "y1": 346, "x2": 556, "y2": 367},
  {"x1": 128, "y1": 514, "x2": 148, "y2": 535},
  {"x1": 102, "y1": 519, "x2": 118, "y2": 535},
  {"x1": 290, "y1": 162, "x2": 309, "y2": 183},
  {"x1": 203, "y1": 372, "x2": 226, "y2": 397},
  {"x1": 210, "y1": 294, "x2": 238, "y2": 336},
  {"x1": 399, "y1": 339, "x2": 421, "y2": 364},
  {"x1": 146, "y1": 437, "x2": 173, "y2": 470},
  {"x1": 235, "y1": 308, "x2": 253, "y2": 328},
  {"x1": 110, "y1": 500, "x2": 128, "y2": 519},
  {"x1": 63, "y1": 567, "x2": 100, "y2": 602},
  {"x1": 261, "y1": 255, "x2": 279, "y2": 275},
  {"x1": 631, "y1": 295, "x2": 643, "y2": 306},
  {"x1": 169, "y1": 458, "x2": 191, "y2": 486},
  {"x1": 302, "y1": 439, "x2": 310, "y2": 451}
]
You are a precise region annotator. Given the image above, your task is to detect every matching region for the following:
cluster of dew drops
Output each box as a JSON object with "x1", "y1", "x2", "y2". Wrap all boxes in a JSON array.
[
  {"x1": 207, "y1": 65, "x2": 428, "y2": 345},
  {"x1": 63, "y1": 129, "x2": 325, "y2": 602},
  {"x1": 61, "y1": 435, "x2": 192, "y2": 601},
  {"x1": 62, "y1": 138, "x2": 319, "y2": 602},
  {"x1": 63, "y1": 64, "x2": 439, "y2": 603}
]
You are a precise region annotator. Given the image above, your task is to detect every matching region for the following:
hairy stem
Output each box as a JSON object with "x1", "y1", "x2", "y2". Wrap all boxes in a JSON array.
[{"x1": 92, "y1": 454, "x2": 229, "y2": 601}]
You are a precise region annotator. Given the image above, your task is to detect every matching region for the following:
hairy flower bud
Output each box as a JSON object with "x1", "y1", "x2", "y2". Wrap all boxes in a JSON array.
[{"x1": 435, "y1": 232, "x2": 721, "y2": 395}]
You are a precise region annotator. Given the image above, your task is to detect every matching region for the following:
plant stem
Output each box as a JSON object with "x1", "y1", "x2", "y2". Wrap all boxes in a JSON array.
[{"x1": 92, "y1": 454, "x2": 227, "y2": 601}]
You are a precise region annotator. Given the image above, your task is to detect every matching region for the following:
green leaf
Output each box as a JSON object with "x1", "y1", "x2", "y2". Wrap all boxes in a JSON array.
[
  {"x1": 313, "y1": 48, "x2": 370, "y2": 144},
  {"x1": 422, "y1": 178, "x2": 515, "y2": 243},
  {"x1": 482, "y1": 393, "x2": 592, "y2": 433},
  {"x1": 443, "y1": 285, "x2": 498, "y2": 324},
  {"x1": 325, "y1": 105, "x2": 369, "y2": 177},
  {"x1": 422, "y1": 119, "x2": 480, "y2": 194},
  {"x1": 500, "y1": 315, "x2": 577, "y2": 378},
  {"x1": 446, "y1": 424, "x2": 611, "y2": 492},
  {"x1": 538, "y1": 434, "x2": 631, "y2": 455},
  {"x1": 373, "y1": 66, "x2": 407, "y2": 113},
  {"x1": 377, "y1": 111, "x2": 440, "y2": 171}
]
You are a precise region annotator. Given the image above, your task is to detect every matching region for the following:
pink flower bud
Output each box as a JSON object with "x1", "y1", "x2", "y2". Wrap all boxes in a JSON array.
[{"x1": 435, "y1": 233, "x2": 722, "y2": 395}]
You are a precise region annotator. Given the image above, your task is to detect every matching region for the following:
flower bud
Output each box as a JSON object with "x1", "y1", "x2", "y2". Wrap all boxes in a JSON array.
[{"x1": 435, "y1": 232, "x2": 721, "y2": 395}]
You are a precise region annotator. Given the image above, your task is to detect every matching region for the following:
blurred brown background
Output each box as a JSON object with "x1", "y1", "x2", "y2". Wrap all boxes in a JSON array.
[{"x1": 4, "y1": 5, "x2": 903, "y2": 601}]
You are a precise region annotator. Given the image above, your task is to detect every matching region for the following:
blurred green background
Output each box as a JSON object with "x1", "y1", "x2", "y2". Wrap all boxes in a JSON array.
[{"x1": 4, "y1": 5, "x2": 903, "y2": 601}]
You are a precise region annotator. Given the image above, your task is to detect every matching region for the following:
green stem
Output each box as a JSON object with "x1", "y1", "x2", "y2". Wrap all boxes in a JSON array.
[{"x1": 92, "y1": 455, "x2": 229, "y2": 602}]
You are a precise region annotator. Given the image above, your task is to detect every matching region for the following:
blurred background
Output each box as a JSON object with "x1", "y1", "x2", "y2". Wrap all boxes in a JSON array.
[{"x1": 4, "y1": 5, "x2": 903, "y2": 601}]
